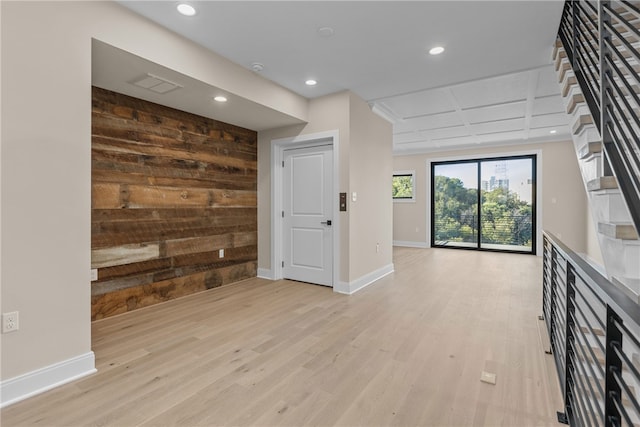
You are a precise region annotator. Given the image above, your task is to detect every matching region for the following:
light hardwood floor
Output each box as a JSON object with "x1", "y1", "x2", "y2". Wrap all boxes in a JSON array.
[{"x1": 2, "y1": 247, "x2": 563, "y2": 426}]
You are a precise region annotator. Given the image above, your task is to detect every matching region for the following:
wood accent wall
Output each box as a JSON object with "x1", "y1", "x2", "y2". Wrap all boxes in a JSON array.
[{"x1": 91, "y1": 87, "x2": 257, "y2": 320}]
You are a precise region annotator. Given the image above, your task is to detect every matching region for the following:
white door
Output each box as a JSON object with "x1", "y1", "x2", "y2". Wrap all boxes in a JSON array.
[{"x1": 283, "y1": 144, "x2": 333, "y2": 286}]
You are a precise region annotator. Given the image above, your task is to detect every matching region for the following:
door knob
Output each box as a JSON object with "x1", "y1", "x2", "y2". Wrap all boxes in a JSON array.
[{"x1": 321, "y1": 220, "x2": 332, "y2": 226}]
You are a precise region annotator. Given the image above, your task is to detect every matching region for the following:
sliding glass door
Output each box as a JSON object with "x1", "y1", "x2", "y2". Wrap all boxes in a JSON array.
[
  {"x1": 432, "y1": 162, "x2": 479, "y2": 248},
  {"x1": 432, "y1": 155, "x2": 536, "y2": 254}
]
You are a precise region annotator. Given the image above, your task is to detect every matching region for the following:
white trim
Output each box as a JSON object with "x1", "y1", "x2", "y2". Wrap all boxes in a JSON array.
[
  {"x1": 1, "y1": 352, "x2": 96, "y2": 408},
  {"x1": 271, "y1": 130, "x2": 340, "y2": 288},
  {"x1": 426, "y1": 149, "x2": 543, "y2": 255},
  {"x1": 334, "y1": 263, "x2": 395, "y2": 295},
  {"x1": 393, "y1": 240, "x2": 429, "y2": 248},
  {"x1": 392, "y1": 169, "x2": 416, "y2": 202},
  {"x1": 393, "y1": 134, "x2": 562, "y2": 157},
  {"x1": 256, "y1": 268, "x2": 274, "y2": 280}
]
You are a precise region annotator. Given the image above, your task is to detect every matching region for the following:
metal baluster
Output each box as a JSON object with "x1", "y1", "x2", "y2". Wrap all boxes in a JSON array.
[
  {"x1": 551, "y1": 248, "x2": 559, "y2": 360},
  {"x1": 600, "y1": 0, "x2": 614, "y2": 176},
  {"x1": 559, "y1": 264, "x2": 578, "y2": 424},
  {"x1": 605, "y1": 305, "x2": 623, "y2": 427}
]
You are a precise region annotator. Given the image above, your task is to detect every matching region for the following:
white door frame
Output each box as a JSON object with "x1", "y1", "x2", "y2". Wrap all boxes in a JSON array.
[{"x1": 271, "y1": 130, "x2": 340, "y2": 286}]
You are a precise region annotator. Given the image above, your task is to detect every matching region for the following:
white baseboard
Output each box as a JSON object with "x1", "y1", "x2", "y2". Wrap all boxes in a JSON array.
[
  {"x1": 1, "y1": 352, "x2": 96, "y2": 408},
  {"x1": 393, "y1": 240, "x2": 428, "y2": 248},
  {"x1": 257, "y1": 268, "x2": 274, "y2": 280},
  {"x1": 334, "y1": 263, "x2": 395, "y2": 295}
]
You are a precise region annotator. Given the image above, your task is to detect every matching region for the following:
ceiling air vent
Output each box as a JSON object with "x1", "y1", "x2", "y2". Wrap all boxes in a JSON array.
[{"x1": 131, "y1": 73, "x2": 183, "y2": 94}]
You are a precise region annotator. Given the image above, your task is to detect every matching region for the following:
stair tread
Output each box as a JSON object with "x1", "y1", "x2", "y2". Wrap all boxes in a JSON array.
[
  {"x1": 567, "y1": 93, "x2": 586, "y2": 115},
  {"x1": 555, "y1": 50, "x2": 568, "y2": 71},
  {"x1": 586, "y1": 375, "x2": 638, "y2": 408},
  {"x1": 558, "y1": 61, "x2": 572, "y2": 83},
  {"x1": 562, "y1": 76, "x2": 578, "y2": 97},
  {"x1": 580, "y1": 325, "x2": 605, "y2": 336},
  {"x1": 577, "y1": 343, "x2": 605, "y2": 365},
  {"x1": 552, "y1": 39, "x2": 564, "y2": 62},
  {"x1": 587, "y1": 176, "x2": 618, "y2": 191},
  {"x1": 598, "y1": 221, "x2": 639, "y2": 240},
  {"x1": 578, "y1": 141, "x2": 602, "y2": 159},
  {"x1": 573, "y1": 114, "x2": 594, "y2": 135}
]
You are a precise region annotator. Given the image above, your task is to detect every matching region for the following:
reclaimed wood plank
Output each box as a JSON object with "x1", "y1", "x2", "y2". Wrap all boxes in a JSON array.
[
  {"x1": 232, "y1": 231, "x2": 258, "y2": 247},
  {"x1": 91, "y1": 87, "x2": 257, "y2": 319},
  {"x1": 126, "y1": 184, "x2": 211, "y2": 208},
  {"x1": 96, "y1": 258, "x2": 173, "y2": 282},
  {"x1": 164, "y1": 235, "x2": 234, "y2": 257},
  {"x1": 211, "y1": 189, "x2": 257, "y2": 207},
  {"x1": 91, "y1": 261, "x2": 257, "y2": 320},
  {"x1": 171, "y1": 246, "x2": 257, "y2": 269},
  {"x1": 92, "y1": 138, "x2": 256, "y2": 171},
  {"x1": 92, "y1": 243, "x2": 160, "y2": 268},
  {"x1": 92, "y1": 183, "x2": 122, "y2": 209},
  {"x1": 92, "y1": 225, "x2": 256, "y2": 249},
  {"x1": 92, "y1": 169, "x2": 256, "y2": 191},
  {"x1": 92, "y1": 207, "x2": 256, "y2": 224},
  {"x1": 91, "y1": 152, "x2": 254, "y2": 185}
]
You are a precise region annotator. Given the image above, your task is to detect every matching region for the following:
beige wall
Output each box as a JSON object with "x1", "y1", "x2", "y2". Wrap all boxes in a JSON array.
[
  {"x1": 257, "y1": 91, "x2": 393, "y2": 284},
  {"x1": 393, "y1": 140, "x2": 590, "y2": 254},
  {"x1": 258, "y1": 92, "x2": 351, "y2": 281},
  {"x1": 348, "y1": 93, "x2": 393, "y2": 279},
  {"x1": 2, "y1": 1, "x2": 391, "y2": 389},
  {"x1": 1, "y1": 0, "x2": 307, "y2": 383}
]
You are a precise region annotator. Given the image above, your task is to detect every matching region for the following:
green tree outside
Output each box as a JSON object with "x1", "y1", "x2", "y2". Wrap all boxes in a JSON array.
[
  {"x1": 433, "y1": 175, "x2": 532, "y2": 247},
  {"x1": 392, "y1": 175, "x2": 414, "y2": 199}
]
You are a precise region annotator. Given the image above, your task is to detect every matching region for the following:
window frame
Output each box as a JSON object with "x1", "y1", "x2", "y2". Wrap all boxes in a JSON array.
[
  {"x1": 430, "y1": 154, "x2": 536, "y2": 254},
  {"x1": 392, "y1": 170, "x2": 416, "y2": 203}
]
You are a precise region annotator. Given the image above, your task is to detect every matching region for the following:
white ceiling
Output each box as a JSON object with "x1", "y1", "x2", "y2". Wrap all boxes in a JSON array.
[
  {"x1": 92, "y1": 40, "x2": 306, "y2": 131},
  {"x1": 109, "y1": 0, "x2": 570, "y2": 154}
]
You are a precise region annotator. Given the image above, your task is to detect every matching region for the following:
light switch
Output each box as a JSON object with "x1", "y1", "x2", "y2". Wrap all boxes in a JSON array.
[{"x1": 352, "y1": 192, "x2": 357, "y2": 202}]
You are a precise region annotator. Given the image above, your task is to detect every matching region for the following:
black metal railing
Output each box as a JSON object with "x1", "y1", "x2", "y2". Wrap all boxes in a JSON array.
[
  {"x1": 543, "y1": 231, "x2": 640, "y2": 426},
  {"x1": 557, "y1": 0, "x2": 640, "y2": 235},
  {"x1": 433, "y1": 213, "x2": 532, "y2": 246}
]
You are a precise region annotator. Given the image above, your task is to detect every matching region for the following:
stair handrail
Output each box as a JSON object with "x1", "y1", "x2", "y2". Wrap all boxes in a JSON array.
[
  {"x1": 558, "y1": 0, "x2": 640, "y2": 235},
  {"x1": 543, "y1": 231, "x2": 640, "y2": 425}
]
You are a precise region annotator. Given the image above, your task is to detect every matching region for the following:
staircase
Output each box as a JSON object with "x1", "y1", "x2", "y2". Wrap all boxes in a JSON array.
[{"x1": 552, "y1": 0, "x2": 640, "y2": 303}]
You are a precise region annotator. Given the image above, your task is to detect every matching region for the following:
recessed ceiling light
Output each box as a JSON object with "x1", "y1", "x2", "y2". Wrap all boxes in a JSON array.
[
  {"x1": 429, "y1": 46, "x2": 445, "y2": 55},
  {"x1": 214, "y1": 96, "x2": 227, "y2": 103},
  {"x1": 177, "y1": 3, "x2": 196, "y2": 16},
  {"x1": 305, "y1": 79, "x2": 317, "y2": 86},
  {"x1": 550, "y1": 129, "x2": 557, "y2": 134}
]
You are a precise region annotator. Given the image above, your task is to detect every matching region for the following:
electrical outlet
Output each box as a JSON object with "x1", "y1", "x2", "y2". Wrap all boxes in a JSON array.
[
  {"x1": 219, "y1": 249, "x2": 224, "y2": 258},
  {"x1": 376, "y1": 243, "x2": 380, "y2": 253},
  {"x1": 90, "y1": 269, "x2": 98, "y2": 281},
  {"x1": 2, "y1": 311, "x2": 19, "y2": 333}
]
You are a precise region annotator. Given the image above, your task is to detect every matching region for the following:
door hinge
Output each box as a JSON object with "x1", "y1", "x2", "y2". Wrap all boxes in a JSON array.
[
  {"x1": 282, "y1": 210, "x2": 284, "y2": 218},
  {"x1": 282, "y1": 160, "x2": 285, "y2": 167},
  {"x1": 282, "y1": 261, "x2": 284, "y2": 268}
]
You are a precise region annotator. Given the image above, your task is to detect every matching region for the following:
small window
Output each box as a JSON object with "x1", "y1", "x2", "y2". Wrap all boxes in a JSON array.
[{"x1": 392, "y1": 171, "x2": 416, "y2": 202}]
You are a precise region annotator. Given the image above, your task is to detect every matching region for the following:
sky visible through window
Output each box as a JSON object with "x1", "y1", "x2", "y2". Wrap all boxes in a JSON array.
[{"x1": 434, "y1": 158, "x2": 533, "y2": 203}]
